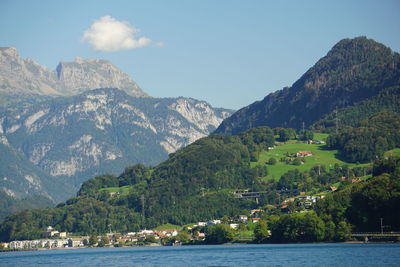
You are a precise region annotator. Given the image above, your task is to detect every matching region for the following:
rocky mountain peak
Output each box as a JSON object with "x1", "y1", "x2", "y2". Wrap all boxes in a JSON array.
[
  {"x1": 329, "y1": 36, "x2": 391, "y2": 55},
  {"x1": 0, "y1": 48, "x2": 149, "y2": 97},
  {"x1": 54, "y1": 57, "x2": 147, "y2": 97},
  {"x1": 74, "y1": 56, "x2": 84, "y2": 63},
  {"x1": 0, "y1": 47, "x2": 19, "y2": 58}
]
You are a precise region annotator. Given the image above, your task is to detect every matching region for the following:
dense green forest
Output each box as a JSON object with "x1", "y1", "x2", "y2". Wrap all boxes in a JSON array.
[
  {"x1": 312, "y1": 86, "x2": 400, "y2": 131},
  {"x1": 0, "y1": 197, "x2": 142, "y2": 242},
  {"x1": 0, "y1": 192, "x2": 54, "y2": 221},
  {"x1": 326, "y1": 111, "x2": 400, "y2": 163}
]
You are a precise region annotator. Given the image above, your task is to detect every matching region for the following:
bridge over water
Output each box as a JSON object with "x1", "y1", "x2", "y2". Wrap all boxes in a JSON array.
[
  {"x1": 351, "y1": 232, "x2": 400, "y2": 242},
  {"x1": 351, "y1": 232, "x2": 400, "y2": 237}
]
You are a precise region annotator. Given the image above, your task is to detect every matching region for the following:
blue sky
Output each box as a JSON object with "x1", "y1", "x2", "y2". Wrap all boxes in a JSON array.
[{"x1": 0, "y1": 0, "x2": 399, "y2": 109}]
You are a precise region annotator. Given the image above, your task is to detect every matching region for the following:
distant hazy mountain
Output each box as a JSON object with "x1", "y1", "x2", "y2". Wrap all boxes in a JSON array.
[
  {"x1": 0, "y1": 134, "x2": 75, "y2": 202},
  {"x1": 0, "y1": 48, "x2": 233, "y2": 213},
  {"x1": 216, "y1": 37, "x2": 400, "y2": 135},
  {"x1": 0, "y1": 88, "x2": 232, "y2": 199},
  {"x1": 0, "y1": 47, "x2": 147, "y2": 97}
]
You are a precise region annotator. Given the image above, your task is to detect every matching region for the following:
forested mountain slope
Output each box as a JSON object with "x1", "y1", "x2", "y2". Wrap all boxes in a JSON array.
[
  {"x1": 216, "y1": 37, "x2": 400, "y2": 135},
  {"x1": 312, "y1": 85, "x2": 400, "y2": 131}
]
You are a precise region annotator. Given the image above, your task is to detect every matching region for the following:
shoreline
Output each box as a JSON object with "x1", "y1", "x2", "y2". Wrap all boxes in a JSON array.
[{"x1": 2, "y1": 240, "x2": 399, "y2": 253}]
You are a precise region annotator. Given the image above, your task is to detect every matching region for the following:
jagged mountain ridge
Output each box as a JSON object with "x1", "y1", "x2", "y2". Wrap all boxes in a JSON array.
[
  {"x1": 0, "y1": 88, "x2": 232, "y2": 199},
  {"x1": 0, "y1": 47, "x2": 233, "y2": 211},
  {"x1": 216, "y1": 37, "x2": 400, "y2": 135},
  {"x1": 0, "y1": 47, "x2": 147, "y2": 97}
]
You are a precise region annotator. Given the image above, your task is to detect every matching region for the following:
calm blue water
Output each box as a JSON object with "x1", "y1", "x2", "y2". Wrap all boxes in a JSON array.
[{"x1": 1, "y1": 243, "x2": 400, "y2": 266}]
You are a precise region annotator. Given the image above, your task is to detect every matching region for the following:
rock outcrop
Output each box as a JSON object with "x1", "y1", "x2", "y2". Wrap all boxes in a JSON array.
[{"x1": 0, "y1": 47, "x2": 147, "y2": 97}]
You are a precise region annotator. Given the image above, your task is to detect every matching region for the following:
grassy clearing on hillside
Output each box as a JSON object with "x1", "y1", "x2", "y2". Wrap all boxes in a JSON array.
[
  {"x1": 153, "y1": 223, "x2": 181, "y2": 230},
  {"x1": 252, "y1": 140, "x2": 369, "y2": 181},
  {"x1": 313, "y1": 133, "x2": 329, "y2": 141},
  {"x1": 99, "y1": 185, "x2": 132, "y2": 196},
  {"x1": 385, "y1": 148, "x2": 400, "y2": 157}
]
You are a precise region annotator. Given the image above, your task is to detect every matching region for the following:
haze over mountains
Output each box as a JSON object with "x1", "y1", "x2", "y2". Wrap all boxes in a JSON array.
[{"x1": 0, "y1": 47, "x2": 233, "y2": 208}]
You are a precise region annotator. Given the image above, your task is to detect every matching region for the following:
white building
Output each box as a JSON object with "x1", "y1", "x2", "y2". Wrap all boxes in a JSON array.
[
  {"x1": 229, "y1": 224, "x2": 239, "y2": 229},
  {"x1": 207, "y1": 220, "x2": 221, "y2": 226}
]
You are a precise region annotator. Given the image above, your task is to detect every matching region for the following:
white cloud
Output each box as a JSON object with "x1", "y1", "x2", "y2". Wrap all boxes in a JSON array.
[
  {"x1": 155, "y1": 42, "x2": 165, "y2": 47},
  {"x1": 82, "y1": 15, "x2": 152, "y2": 52}
]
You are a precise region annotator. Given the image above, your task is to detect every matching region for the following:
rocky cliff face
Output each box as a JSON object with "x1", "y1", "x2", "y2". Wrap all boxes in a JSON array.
[
  {"x1": 0, "y1": 47, "x2": 60, "y2": 95},
  {"x1": 0, "y1": 47, "x2": 146, "y2": 97},
  {"x1": 56, "y1": 58, "x2": 147, "y2": 97},
  {"x1": 0, "y1": 88, "x2": 232, "y2": 199}
]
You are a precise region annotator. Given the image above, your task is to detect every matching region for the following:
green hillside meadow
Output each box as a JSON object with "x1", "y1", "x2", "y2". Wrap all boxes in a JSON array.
[
  {"x1": 252, "y1": 133, "x2": 368, "y2": 181},
  {"x1": 99, "y1": 185, "x2": 132, "y2": 196}
]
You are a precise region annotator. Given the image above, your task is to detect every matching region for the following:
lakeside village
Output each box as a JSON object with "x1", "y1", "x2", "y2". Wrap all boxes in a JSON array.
[
  {"x1": 1, "y1": 193, "x2": 327, "y2": 251},
  {"x1": 1, "y1": 140, "x2": 372, "y2": 251}
]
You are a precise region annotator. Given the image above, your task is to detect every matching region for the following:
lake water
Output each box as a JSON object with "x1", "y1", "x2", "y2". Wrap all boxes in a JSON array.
[{"x1": 1, "y1": 243, "x2": 400, "y2": 266}]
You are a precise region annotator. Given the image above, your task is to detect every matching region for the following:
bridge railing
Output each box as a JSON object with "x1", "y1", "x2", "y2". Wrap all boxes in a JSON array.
[{"x1": 351, "y1": 232, "x2": 400, "y2": 237}]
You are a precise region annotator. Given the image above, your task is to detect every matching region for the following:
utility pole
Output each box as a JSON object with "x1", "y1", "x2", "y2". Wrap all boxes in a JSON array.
[
  {"x1": 381, "y1": 218, "x2": 383, "y2": 234},
  {"x1": 141, "y1": 195, "x2": 145, "y2": 219},
  {"x1": 335, "y1": 107, "x2": 339, "y2": 134}
]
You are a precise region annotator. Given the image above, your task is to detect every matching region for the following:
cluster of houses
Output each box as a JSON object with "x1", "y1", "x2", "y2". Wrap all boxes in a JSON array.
[
  {"x1": 296, "y1": 195, "x2": 318, "y2": 208},
  {"x1": 106, "y1": 228, "x2": 181, "y2": 244},
  {"x1": 0, "y1": 227, "x2": 195, "y2": 250},
  {"x1": 0, "y1": 226, "x2": 84, "y2": 250},
  {"x1": 4, "y1": 238, "x2": 84, "y2": 249},
  {"x1": 44, "y1": 226, "x2": 67, "y2": 238},
  {"x1": 191, "y1": 212, "x2": 264, "y2": 231},
  {"x1": 280, "y1": 193, "x2": 324, "y2": 213},
  {"x1": 1, "y1": 213, "x2": 271, "y2": 250}
]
